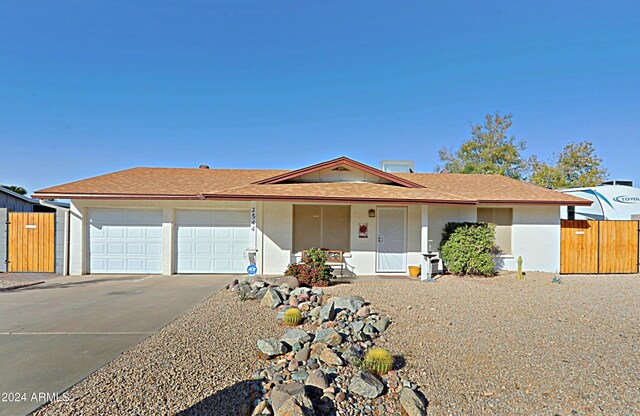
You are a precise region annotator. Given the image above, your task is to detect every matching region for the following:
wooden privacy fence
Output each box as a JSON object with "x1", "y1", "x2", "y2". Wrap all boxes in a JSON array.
[
  {"x1": 7, "y1": 212, "x2": 55, "y2": 272},
  {"x1": 560, "y1": 220, "x2": 639, "y2": 274}
]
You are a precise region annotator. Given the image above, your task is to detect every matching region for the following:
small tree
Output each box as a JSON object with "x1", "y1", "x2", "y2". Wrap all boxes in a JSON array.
[
  {"x1": 529, "y1": 141, "x2": 608, "y2": 189},
  {"x1": 437, "y1": 112, "x2": 528, "y2": 180},
  {"x1": 440, "y1": 222, "x2": 496, "y2": 276},
  {"x1": 1, "y1": 185, "x2": 27, "y2": 195}
]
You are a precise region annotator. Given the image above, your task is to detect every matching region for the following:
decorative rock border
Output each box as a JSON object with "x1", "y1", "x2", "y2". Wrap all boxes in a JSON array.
[{"x1": 227, "y1": 277, "x2": 427, "y2": 416}]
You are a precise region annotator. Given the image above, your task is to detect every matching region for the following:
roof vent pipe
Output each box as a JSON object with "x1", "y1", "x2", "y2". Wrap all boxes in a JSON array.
[{"x1": 199, "y1": 164, "x2": 210, "y2": 169}]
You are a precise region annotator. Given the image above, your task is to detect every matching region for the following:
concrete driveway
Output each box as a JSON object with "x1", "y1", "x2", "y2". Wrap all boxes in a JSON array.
[{"x1": 0, "y1": 274, "x2": 231, "y2": 416}]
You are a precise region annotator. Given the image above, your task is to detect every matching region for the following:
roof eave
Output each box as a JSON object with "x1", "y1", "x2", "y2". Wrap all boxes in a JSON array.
[
  {"x1": 252, "y1": 156, "x2": 426, "y2": 189},
  {"x1": 477, "y1": 199, "x2": 593, "y2": 206},
  {"x1": 31, "y1": 193, "x2": 205, "y2": 200}
]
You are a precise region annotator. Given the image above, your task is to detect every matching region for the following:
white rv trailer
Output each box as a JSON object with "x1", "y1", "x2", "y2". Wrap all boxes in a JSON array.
[{"x1": 559, "y1": 180, "x2": 640, "y2": 220}]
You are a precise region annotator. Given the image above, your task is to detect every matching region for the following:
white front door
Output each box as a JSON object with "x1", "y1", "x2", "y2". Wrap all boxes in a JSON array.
[
  {"x1": 175, "y1": 210, "x2": 251, "y2": 273},
  {"x1": 376, "y1": 207, "x2": 407, "y2": 273},
  {"x1": 88, "y1": 209, "x2": 163, "y2": 274}
]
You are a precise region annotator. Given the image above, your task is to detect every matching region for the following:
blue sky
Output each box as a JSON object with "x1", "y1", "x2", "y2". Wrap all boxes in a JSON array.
[{"x1": 1, "y1": 1, "x2": 638, "y2": 193}]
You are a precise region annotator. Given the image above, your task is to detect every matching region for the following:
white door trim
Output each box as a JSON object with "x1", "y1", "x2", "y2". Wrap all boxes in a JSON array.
[{"x1": 375, "y1": 206, "x2": 407, "y2": 273}]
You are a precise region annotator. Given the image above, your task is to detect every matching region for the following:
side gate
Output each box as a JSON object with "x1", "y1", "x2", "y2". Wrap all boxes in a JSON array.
[
  {"x1": 7, "y1": 212, "x2": 56, "y2": 273},
  {"x1": 560, "y1": 219, "x2": 639, "y2": 274}
]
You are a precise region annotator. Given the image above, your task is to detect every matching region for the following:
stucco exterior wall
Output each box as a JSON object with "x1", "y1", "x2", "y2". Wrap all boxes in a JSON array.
[
  {"x1": 427, "y1": 205, "x2": 477, "y2": 250},
  {"x1": 67, "y1": 199, "x2": 562, "y2": 276},
  {"x1": 500, "y1": 206, "x2": 561, "y2": 272},
  {"x1": 54, "y1": 209, "x2": 67, "y2": 274},
  {"x1": 260, "y1": 202, "x2": 293, "y2": 275}
]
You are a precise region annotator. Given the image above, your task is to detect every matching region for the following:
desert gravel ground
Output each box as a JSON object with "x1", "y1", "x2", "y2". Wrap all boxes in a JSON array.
[
  {"x1": 35, "y1": 288, "x2": 282, "y2": 416},
  {"x1": 36, "y1": 272, "x2": 639, "y2": 416},
  {"x1": 328, "y1": 272, "x2": 640, "y2": 415}
]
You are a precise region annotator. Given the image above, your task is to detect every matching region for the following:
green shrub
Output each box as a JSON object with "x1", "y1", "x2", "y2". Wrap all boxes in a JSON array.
[
  {"x1": 284, "y1": 248, "x2": 333, "y2": 287},
  {"x1": 439, "y1": 222, "x2": 496, "y2": 276}
]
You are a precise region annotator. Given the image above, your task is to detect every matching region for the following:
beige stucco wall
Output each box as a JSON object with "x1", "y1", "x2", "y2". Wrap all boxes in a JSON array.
[
  {"x1": 68, "y1": 199, "x2": 561, "y2": 276},
  {"x1": 503, "y1": 206, "x2": 560, "y2": 272}
]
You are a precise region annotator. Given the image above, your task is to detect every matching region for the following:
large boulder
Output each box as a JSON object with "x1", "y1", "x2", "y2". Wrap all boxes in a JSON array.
[
  {"x1": 348, "y1": 371, "x2": 384, "y2": 398},
  {"x1": 257, "y1": 338, "x2": 286, "y2": 356},
  {"x1": 400, "y1": 388, "x2": 427, "y2": 416}
]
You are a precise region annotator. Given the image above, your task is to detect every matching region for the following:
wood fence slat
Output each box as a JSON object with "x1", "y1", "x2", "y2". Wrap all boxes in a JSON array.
[
  {"x1": 561, "y1": 219, "x2": 639, "y2": 274},
  {"x1": 7, "y1": 212, "x2": 55, "y2": 273}
]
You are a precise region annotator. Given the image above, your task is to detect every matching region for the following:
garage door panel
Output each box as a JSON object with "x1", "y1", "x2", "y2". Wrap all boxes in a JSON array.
[
  {"x1": 176, "y1": 210, "x2": 251, "y2": 274},
  {"x1": 89, "y1": 209, "x2": 162, "y2": 274},
  {"x1": 147, "y1": 243, "x2": 162, "y2": 255}
]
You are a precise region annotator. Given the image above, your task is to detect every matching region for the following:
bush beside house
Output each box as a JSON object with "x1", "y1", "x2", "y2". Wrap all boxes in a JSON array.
[
  {"x1": 284, "y1": 247, "x2": 333, "y2": 287},
  {"x1": 440, "y1": 222, "x2": 497, "y2": 276}
]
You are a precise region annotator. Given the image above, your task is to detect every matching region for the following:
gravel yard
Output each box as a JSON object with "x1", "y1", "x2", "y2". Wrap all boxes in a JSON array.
[
  {"x1": 328, "y1": 272, "x2": 640, "y2": 415},
  {"x1": 36, "y1": 272, "x2": 639, "y2": 415},
  {"x1": 35, "y1": 288, "x2": 282, "y2": 416}
]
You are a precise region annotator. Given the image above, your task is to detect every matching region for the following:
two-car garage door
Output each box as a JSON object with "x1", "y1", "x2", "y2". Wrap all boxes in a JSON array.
[{"x1": 88, "y1": 208, "x2": 251, "y2": 274}]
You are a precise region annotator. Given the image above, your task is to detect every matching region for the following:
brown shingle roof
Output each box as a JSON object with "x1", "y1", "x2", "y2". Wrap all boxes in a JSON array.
[{"x1": 33, "y1": 162, "x2": 591, "y2": 206}]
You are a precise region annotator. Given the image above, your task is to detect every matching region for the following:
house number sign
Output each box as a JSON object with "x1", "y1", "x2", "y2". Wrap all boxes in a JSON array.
[{"x1": 25, "y1": 225, "x2": 37, "y2": 229}]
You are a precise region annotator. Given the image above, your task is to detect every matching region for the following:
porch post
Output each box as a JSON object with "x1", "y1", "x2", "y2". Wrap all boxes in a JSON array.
[{"x1": 420, "y1": 205, "x2": 429, "y2": 275}]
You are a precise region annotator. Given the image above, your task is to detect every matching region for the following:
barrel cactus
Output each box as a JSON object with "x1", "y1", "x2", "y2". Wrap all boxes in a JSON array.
[
  {"x1": 283, "y1": 308, "x2": 302, "y2": 326},
  {"x1": 363, "y1": 347, "x2": 394, "y2": 375}
]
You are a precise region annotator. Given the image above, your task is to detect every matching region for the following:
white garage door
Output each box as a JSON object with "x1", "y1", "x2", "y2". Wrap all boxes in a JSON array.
[
  {"x1": 176, "y1": 210, "x2": 251, "y2": 273},
  {"x1": 88, "y1": 209, "x2": 163, "y2": 274}
]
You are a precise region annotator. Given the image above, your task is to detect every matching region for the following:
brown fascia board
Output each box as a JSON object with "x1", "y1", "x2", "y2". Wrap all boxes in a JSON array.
[
  {"x1": 31, "y1": 193, "x2": 205, "y2": 200},
  {"x1": 252, "y1": 156, "x2": 425, "y2": 189},
  {"x1": 477, "y1": 199, "x2": 593, "y2": 206}
]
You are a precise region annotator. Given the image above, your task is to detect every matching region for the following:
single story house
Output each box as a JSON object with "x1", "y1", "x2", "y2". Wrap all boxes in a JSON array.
[{"x1": 33, "y1": 157, "x2": 590, "y2": 276}]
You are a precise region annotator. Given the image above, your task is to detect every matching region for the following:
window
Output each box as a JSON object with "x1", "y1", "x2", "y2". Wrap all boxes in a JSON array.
[
  {"x1": 293, "y1": 205, "x2": 350, "y2": 253},
  {"x1": 567, "y1": 206, "x2": 576, "y2": 220},
  {"x1": 477, "y1": 208, "x2": 512, "y2": 255}
]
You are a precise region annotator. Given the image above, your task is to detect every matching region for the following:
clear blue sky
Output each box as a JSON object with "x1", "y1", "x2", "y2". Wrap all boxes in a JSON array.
[{"x1": 1, "y1": 1, "x2": 638, "y2": 193}]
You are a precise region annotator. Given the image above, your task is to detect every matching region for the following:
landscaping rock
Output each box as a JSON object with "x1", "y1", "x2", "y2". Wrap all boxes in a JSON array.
[
  {"x1": 271, "y1": 382, "x2": 306, "y2": 412},
  {"x1": 275, "y1": 394, "x2": 315, "y2": 416},
  {"x1": 305, "y1": 369, "x2": 328, "y2": 390},
  {"x1": 319, "y1": 347, "x2": 343, "y2": 366},
  {"x1": 374, "y1": 316, "x2": 391, "y2": 333},
  {"x1": 257, "y1": 338, "x2": 286, "y2": 356},
  {"x1": 281, "y1": 329, "x2": 311, "y2": 347},
  {"x1": 262, "y1": 288, "x2": 283, "y2": 309},
  {"x1": 274, "y1": 275, "x2": 300, "y2": 289},
  {"x1": 356, "y1": 306, "x2": 370, "y2": 318},
  {"x1": 348, "y1": 371, "x2": 384, "y2": 398},
  {"x1": 291, "y1": 370, "x2": 309, "y2": 381},
  {"x1": 400, "y1": 387, "x2": 427, "y2": 416},
  {"x1": 314, "y1": 328, "x2": 342, "y2": 346},
  {"x1": 319, "y1": 301, "x2": 336, "y2": 322},
  {"x1": 294, "y1": 345, "x2": 310, "y2": 362},
  {"x1": 332, "y1": 296, "x2": 365, "y2": 313}
]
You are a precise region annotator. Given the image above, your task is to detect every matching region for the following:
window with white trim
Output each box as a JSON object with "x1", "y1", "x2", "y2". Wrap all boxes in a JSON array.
[
  {"x1": 293, "y1": 205, "x2": 350, "y2": 253},
  {"x1": 477, "y1": 208, "x2": 513, "y2": 255}
]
